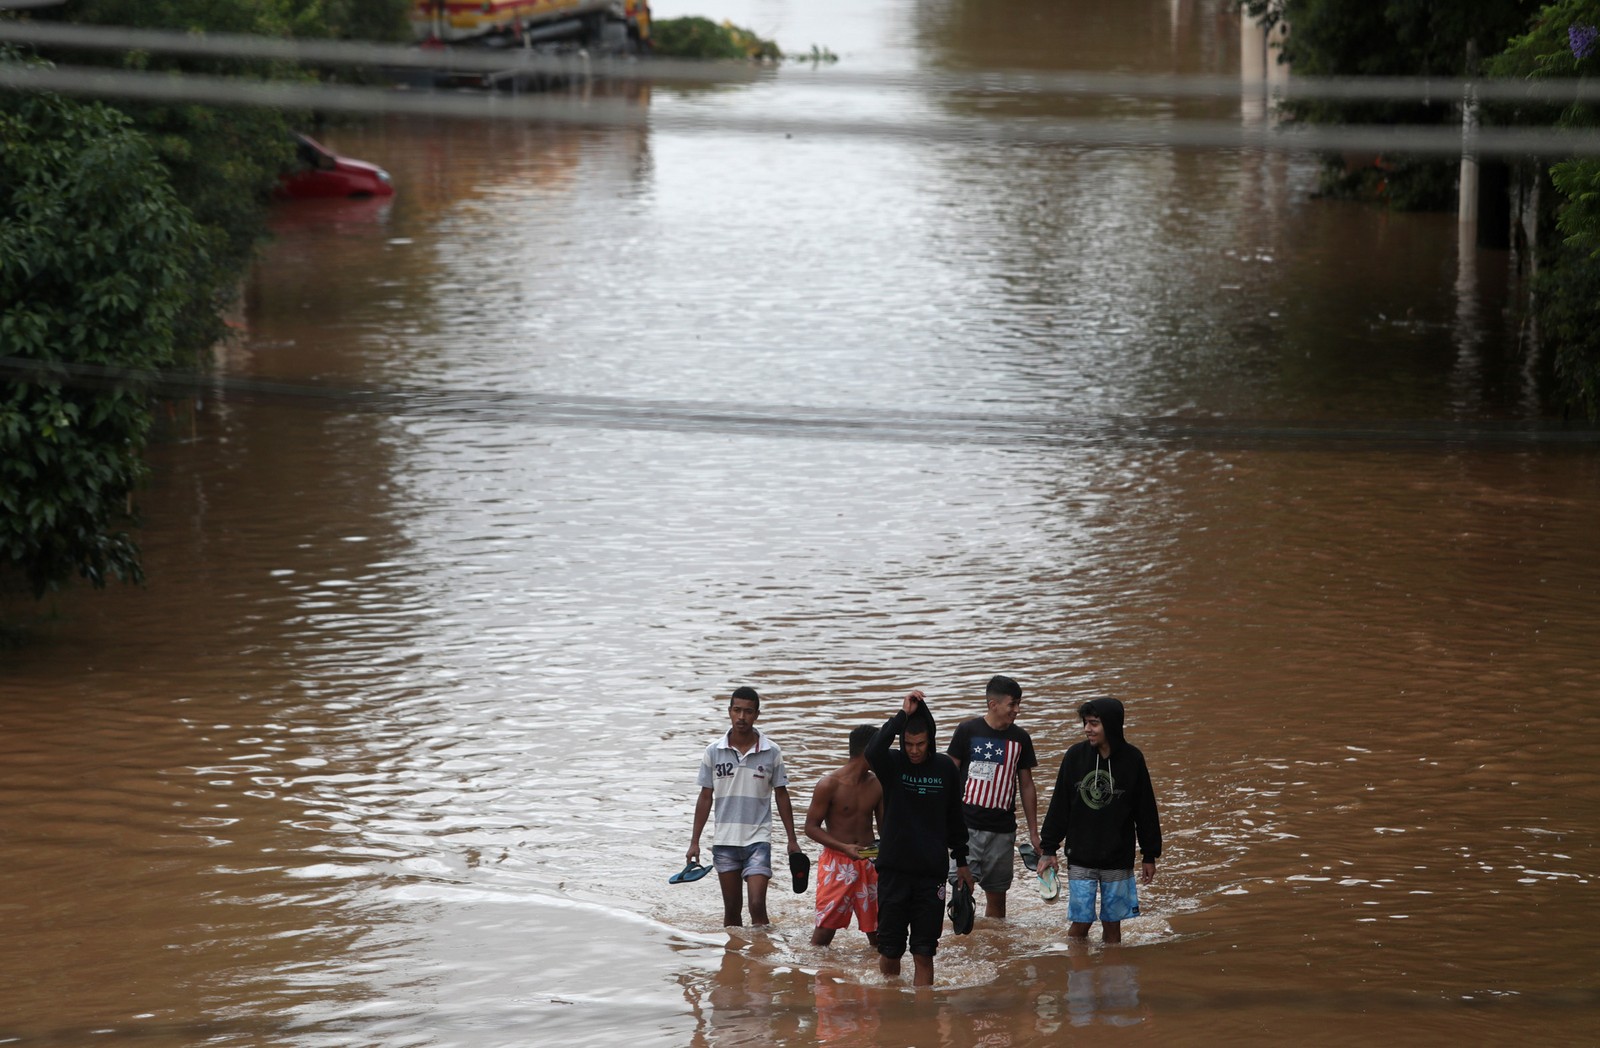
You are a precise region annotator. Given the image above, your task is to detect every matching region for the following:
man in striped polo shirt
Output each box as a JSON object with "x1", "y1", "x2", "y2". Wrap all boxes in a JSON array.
[
  {"x1": 686, "y1": 686, "x2": 803, "y2": 927},
  {"x1": 945, "y1": 675, "x2": 1041, "y2": 920}
]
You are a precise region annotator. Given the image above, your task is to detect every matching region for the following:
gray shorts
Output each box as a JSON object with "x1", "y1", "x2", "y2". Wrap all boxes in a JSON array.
[
  {"x1": 949, "y1": 828, "x2": 1015, "y2": 894},
  {"x1": 712, "y1": 842, "x2": 772, "y2": 879}
]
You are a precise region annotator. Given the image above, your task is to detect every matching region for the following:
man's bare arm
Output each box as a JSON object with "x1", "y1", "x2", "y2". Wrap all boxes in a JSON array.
[
  {"x1": 775, "y1": 785, "x2": 802, "y2": 853},
  {"x1": 1019, "y1": 766, "x2": 1042, "y2": 850},
  {"x1": 687, "y1": 787, "x2": 713, "y2": 862}
]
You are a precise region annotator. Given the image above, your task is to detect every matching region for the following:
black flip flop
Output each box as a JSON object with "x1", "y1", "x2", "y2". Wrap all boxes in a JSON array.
[
  {"x1": 669, "y1": 860, "x2": 710, "y2": 884},
  {"x1": 790, "y1": 850, "x2": 810, "y2": 893},
  {"x1": 948, "y1": 881, "x2": 975, "y2": 935}
]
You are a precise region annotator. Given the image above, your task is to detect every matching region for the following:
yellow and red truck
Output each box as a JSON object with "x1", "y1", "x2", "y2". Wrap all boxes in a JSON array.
[{"x1": 412, "y1": 0, "x2": 649, "y2": 49}]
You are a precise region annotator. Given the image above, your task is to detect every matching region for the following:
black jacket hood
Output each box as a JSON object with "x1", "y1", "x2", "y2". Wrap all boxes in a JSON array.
[
  {"x1": 902, "y1": 697, "x2": 938, "y2": 750},
  {"x1": 1081, "y1": 697, "x2": 1126, "y2": 750}
]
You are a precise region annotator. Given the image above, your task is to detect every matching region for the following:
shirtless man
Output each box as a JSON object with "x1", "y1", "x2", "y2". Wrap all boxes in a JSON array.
[{"x1": 804, "y1": 725, "x2": 884, "y2": 947}]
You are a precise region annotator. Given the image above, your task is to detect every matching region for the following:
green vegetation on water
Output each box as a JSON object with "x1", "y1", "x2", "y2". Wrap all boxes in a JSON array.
[
  {"x1": 649, "y1": 16, "x2": 835, "y2": 64},
  {"x1": 650, "y1": 17, "x2": 781, "y2": 60}
]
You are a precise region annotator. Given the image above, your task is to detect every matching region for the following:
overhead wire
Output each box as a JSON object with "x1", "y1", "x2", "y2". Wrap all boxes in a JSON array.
[
  {"x1": 3, "y1": 357, "x2": 1595, "y2": 449},
  {"x1": 2, "y1": 57, "x2": 1598, "y2": 157},
  {"x1": 2, "y1": 21, "x2": 1600, "y2": 156},
  {"x1": 5, "y1": 20, "x2": 1600, "y2": 104}
]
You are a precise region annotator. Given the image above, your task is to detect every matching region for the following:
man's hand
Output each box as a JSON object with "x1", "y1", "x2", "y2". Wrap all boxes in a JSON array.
[
  {"x1": 956, "y1": 864, "x2": 976, "y2": 892},
  {"x1": 788, "y1": 837, "x2": 803, "y2": 854},
  {"x1": 686, "y1": 840, "x2": 700, "y2": 864},
  {"x1": 903, "y1": 689, "x2": 925, "y2": 715},
  {"x1": 1141, "y1": 861, "x2": 1156, "y2": 885},
  {"x1": 1037, "y1": 854, "x2": 1059, "y2": 875}
]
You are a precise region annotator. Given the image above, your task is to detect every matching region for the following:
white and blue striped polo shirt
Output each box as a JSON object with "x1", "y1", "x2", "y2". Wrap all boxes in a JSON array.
[{"x1": 697, "y1": 730, "x2": 789, "y2": 847}]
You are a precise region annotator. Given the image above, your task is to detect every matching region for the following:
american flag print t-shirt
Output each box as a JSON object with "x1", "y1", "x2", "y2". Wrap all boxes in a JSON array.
[{"x1": 949, "y1": 719, "x2": 1038, "y2": 833}]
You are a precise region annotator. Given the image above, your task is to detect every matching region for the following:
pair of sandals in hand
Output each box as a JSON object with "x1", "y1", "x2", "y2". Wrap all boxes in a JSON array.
[
  {"x1": 669, "y1": 851, "x2": 810, "y2": 892},
  {"x1": 1019, "y1": 841, "x2": 1059, "y2": 900}
]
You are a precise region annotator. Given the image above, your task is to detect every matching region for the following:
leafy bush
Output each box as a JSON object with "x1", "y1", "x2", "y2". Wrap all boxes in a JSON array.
[
  {"x1": 651, "y1": 17, "x2": 781, "y2": 61},
  {"x1": 1, "y1": 1, "x2": 414, "y2": 601},
  {"x1": 1313, "y1": 155, "x2": 1460, "y2": 211},
  {"x1": 25, "y1": 1, "x2": 316, "y2": 357},
  {"x1": 1538, "y1": 241, "x2": 1600, "y2": 417},
  {"x1": 1, "y1": 87, "x2": 206, "y2": 595},
  {"x1": 1490, "y1": 0, "x2": 1600, "y2": 417}
]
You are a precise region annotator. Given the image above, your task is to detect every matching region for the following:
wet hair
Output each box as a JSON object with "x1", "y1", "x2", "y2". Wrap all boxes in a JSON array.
[
  {"x1": 730, "y1": 686, "x2": 760, "y2": 710},
  {"x1": 986, "y1": 675, "x2": 1022, "y2": 703},
  {"x1": 848, "y1": 724, "x2": 877, "y2": 758},
  {"x1": 1077, "y1": 700, "x2": 1099, "y2": 721},
  {"x1": 903, "y1": 710, "x2": 934, "y2": 742}
]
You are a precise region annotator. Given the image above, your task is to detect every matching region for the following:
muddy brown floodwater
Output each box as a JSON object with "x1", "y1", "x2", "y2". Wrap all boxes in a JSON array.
[{"x1": 4, "y1": 1, "x2": 1598, "y2": 1045}]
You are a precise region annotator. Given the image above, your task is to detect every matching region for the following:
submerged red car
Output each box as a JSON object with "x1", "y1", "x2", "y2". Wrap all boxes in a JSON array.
[{"x1": 277, "y1": 133, "x2": 394, "y2": 199}]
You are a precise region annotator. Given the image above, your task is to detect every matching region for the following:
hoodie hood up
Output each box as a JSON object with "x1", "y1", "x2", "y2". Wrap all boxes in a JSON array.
[
  {"x1": 902, "y1": 697, "x2": 938, "y2": 751},
  {"x1": 1080, "y1": 696, "x2": 1126, "y2": 750}
]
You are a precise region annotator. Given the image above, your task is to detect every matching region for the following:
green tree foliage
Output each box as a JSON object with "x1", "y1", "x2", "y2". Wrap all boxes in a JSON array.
[
  {"x1": 0, "y1": 4, "x2": 412, "y2": 601},
  {"x1": 1246, "y1": 0, "x2": 1534, "y2": 80},
  {"x1": 1493, "y1": 0, "x2": 1600, "y2": 257},
  {"x1": 1489, "y1": 0, "x2": 1600, "y2": 417},
  {"x1": 315, "y1": 0, "x2": 414, "y2": 42},
  {"x1": 39, "y1": 0, "x2": 411, "y2": 45},
  {"x1": 26, "y1": 1, "x2": 317, "y2": 357},
  {"x1": 1244, "y1": 0, "x2": 1535, "y2": 208},
  {"x1": 1, "y1": 88, "x2": 207, "y2": 595},
  {"x1": 22, "y1": 1, "x2": 411, "y2": 358},
  {"x1": 651, "y1": 17, "x2": 781, "y2": 61},
  {"x1": 1537, "y1": 241, "x2": 1600, "y2": 416},
  {"x1": 0, "y1": 2, "x2": 412, "y2": 603}
]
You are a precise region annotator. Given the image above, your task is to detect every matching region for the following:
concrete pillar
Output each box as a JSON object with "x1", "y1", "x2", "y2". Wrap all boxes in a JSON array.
[
  {"x1": 1458, "y1": 85, "x2": 1481, "y2": 227},
  {"x1": 1240, "y1": 9, "x2": 1267, "y2": 124},
  {"x1": 1459, "y1": 42, "x2": 1481, "y2": 228},
  {"x1": 1241, "y1": 8, "x2": 1289, "y2": 123},
  {"x1": 1240, "y1": 10, "x2": 1266, "y2": 81}
]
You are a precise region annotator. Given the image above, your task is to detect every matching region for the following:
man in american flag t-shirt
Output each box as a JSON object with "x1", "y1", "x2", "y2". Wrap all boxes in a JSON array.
[{"x1": 945, "y1": 675, "x2": 1041, "y2": 920}]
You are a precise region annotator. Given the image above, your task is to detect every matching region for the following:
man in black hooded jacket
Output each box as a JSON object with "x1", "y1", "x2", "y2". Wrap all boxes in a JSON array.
[
  {"x1": 1037, "y1": 697, "x2": 1162, "y2": 943},
  {"x1": 865, "y1": 689, "x2": 974, "y2": 985}
]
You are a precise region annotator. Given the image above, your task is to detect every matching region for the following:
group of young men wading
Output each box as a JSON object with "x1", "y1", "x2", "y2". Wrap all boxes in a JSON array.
[{"x1": 683, "y1": 676, "x2": 1163, "y2": 986}]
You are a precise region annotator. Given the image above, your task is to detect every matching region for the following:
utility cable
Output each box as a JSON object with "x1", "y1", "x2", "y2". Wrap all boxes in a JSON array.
[{"x1": 3, "y1": 356, "x2": 1596, "y2": 449}]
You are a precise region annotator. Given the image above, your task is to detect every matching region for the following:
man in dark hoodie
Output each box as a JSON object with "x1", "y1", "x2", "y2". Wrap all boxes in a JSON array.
[
  {"x1": 1037, "y1": 697, "x2": 1162, "y2": 944},
  {"x1": 865, "y1": 689, "x2": 974, "y2": 986}
]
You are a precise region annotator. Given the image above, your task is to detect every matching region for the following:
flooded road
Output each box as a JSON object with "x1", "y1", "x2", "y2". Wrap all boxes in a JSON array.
[{"x1": 4, "y1": 0, "x2": 1599, "y2": 1044}]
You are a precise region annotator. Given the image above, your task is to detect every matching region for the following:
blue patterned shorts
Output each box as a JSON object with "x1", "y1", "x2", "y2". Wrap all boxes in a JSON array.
[{"x1": 1067, "y1": 865, "x2": 1139, "y2": 923}]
